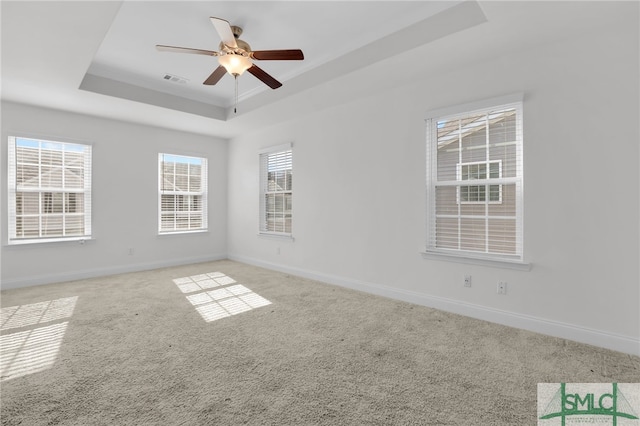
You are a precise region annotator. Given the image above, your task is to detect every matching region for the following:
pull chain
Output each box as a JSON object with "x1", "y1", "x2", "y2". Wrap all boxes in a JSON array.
[{"x1": 234, "y1": 74, "x2": 238, "y2": 114}]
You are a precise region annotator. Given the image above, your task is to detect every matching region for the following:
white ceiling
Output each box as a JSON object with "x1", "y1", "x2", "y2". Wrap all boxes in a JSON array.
[
  {"x1": 1, "y1": 1, "x2": 634, "y2": 139},
  {"x1": 87, "y1": 1, "x2": 464, "y2": 107}
]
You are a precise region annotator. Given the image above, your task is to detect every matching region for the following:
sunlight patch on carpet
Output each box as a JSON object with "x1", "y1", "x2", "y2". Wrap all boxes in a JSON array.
[
  {"x1": 173, "y1": 273, "x2": 271, "y2": 322},
  {"x1": 173, "y1": 272, "x2": 236, "y2": 293},
  {"x1": 1, "y1": 296, "x2": 78, "y2": 331},
  {"x1": 0, "y1": 297, "x2": 77, "y2": 382}
]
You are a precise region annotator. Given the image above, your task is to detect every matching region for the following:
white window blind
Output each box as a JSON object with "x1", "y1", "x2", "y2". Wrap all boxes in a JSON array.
[
  {"x1": 259, "y1": 145, "x2": 292, "y2": 235},
  {"x1": 158, "y1": 153, "x2": 208, "y2": 234},
  {"x1": 8, "y1": 136, "x2": 92, "y2": 244},
  {"x1": 426, "y1": 98, "x2": 523, "y2": 261}
]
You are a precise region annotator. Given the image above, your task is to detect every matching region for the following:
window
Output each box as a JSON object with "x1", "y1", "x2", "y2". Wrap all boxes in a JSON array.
[
  {"x1": 426, "y1": 95, "x2": 523, "y2": 262},
  {"x1": 158, "y1": 153, "x2": 208, "y2": 234},
  {"x1": 259, "y1": 144, "x2": 292, "y2": 236},
  {"x1": 8, "y1": 136, "x2": 92, "y2": 244}
]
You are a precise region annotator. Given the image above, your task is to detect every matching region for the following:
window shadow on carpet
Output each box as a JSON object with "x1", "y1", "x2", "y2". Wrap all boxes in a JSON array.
[
  {"x1": 0, "y1": 296, "x2": 78, "y2": 382},
  {"x1": 173, "y1": 272, "x2": 271, "y2": 322}
]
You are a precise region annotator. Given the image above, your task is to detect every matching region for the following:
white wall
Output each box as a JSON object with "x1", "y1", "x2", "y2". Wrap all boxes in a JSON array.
[
  {"x1": 1, "y1": 5, "x2": 637, "y2": 356},
  {"x1": 1, "y1": 102, "x2": 228, "y2": 288},
  {"x1": 227, "y1": 20, "x2": 639, "y2": 354}
]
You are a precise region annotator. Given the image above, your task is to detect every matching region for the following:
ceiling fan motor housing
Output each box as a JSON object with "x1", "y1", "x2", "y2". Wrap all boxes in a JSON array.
[{"x1": 220, "y1": 38, "x2": 251, "y2": 56}]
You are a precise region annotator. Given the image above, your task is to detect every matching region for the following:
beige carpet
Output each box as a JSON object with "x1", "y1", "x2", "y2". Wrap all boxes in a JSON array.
[{"x1": 1, "y1": 260, "x2": 638, "y2": 425}]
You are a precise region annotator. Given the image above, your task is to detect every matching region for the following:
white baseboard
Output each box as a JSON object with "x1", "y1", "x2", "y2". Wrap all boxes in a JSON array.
[
  {"x1": 228, "y1": 253, "x2": 640, "y2": 357},
  {"x1": 0, "y1": 253, "x2": 227, "y2": 290}
]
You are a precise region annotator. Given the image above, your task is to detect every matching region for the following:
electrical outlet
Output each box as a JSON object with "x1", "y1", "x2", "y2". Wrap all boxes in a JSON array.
[
  {"x1": 497, "y1": 281, "x2": 507, "y2": 295},
  {"x1": 464, "y1": 275, "x2": 472, "y2": 287}
]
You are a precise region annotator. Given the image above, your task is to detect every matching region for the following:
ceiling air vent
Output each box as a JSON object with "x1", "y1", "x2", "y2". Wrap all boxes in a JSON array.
[{"x1": 162, "y1": 73, "x2": 189, "y2": 84}]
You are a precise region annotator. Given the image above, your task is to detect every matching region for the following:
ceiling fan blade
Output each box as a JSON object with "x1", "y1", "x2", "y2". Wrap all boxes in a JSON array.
[
  {"x1": 203, "y1": 66, "x2": 227, "y2": 85},
  {"x1": 210, "y1": 17, "x2": 237, "y2": 48},
  {"x1": 251, "y1": 50, "x2": 304, "y2": 61},
  {"x1": 247, "y1": 65, "x2": 282, "y2": 89},
  {"x1": 156, "y1": 45, "x2": 219, "y2": 56}
]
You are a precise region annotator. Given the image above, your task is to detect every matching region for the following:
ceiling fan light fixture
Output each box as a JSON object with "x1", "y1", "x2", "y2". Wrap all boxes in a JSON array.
[{"x1": 218, "y1": 53, "x2": 252, "y2": 76}]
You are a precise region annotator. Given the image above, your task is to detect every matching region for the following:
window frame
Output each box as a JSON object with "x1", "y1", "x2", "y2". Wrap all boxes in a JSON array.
[
  {"x1": 424, "y1": 93, "x2": 526, "y2": 267},
  {"x1": 258, "y1": 143, "x2": 293, "y2": 238},
  {"x1": 7, "y1": 135, "x2": 92, "y2": 245},
  {"x1": 158, "y1": 153, "x2": 208, "y2": 235}
]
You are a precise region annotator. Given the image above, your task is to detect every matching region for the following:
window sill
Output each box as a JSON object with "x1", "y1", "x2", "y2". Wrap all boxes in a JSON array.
[
  {"x1": 7, "y1": 237, "x2": 93, "y2": 247},
  {"x1": 158, "y1": 229, "x2": 209, "y2": 237},
  {"x1": 257, "y1": 232, "x2": 294, "y2": 242},
  {"x1": 421, "y1": 250, "x2": 531, "y2": 271}
]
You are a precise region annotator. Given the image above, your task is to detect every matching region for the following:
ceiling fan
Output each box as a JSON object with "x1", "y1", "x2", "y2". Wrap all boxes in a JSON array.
[{"x1": 156, "y1": 17, "x2": 304, "y2": 91}]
